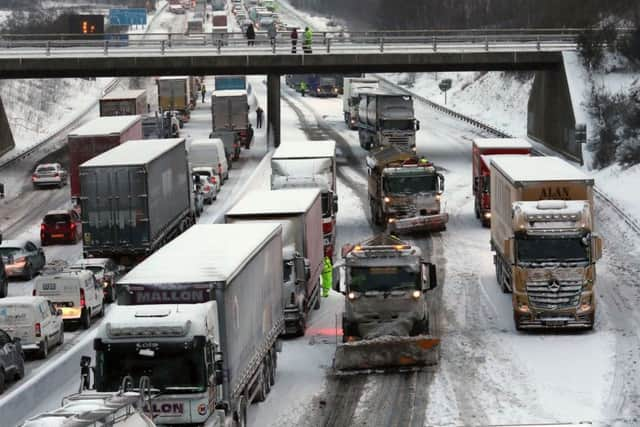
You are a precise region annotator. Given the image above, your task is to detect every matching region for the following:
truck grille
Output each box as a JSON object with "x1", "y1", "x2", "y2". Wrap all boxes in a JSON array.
[
  {"x1": 390, "y1": 205, "x2": 417, "y2": 218},
  {"x1": 387, "y1": 136, "x2": 411, "y2": 147},
  {"x1": 526, "y1": 280, "x2": 582, "y2": 309}
]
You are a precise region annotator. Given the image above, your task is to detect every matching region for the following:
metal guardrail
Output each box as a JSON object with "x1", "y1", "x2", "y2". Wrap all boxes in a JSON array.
[{"x1": 0, "y1": 30, "x2": 601, "y2": 56}]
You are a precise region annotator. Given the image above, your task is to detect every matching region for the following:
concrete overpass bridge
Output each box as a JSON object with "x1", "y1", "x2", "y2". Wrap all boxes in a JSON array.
[{"x1": 0, "y1": 29, "x2": 604, "y2": 153}]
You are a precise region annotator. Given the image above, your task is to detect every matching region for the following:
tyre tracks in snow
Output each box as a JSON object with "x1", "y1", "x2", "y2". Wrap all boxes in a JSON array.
[{"x1": 282, "y1": 87, "x2": 440, "y2": 427}]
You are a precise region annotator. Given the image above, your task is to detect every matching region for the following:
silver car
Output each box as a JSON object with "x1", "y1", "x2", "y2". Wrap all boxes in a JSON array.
[
  {"x1": 32, "y1": 163, "x2": 68, "y2": 189},
  {"x1": 0, "y1": 239, "x2": 46, "y2": 280}
]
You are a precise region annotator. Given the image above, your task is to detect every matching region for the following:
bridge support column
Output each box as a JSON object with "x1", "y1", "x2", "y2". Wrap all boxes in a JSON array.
[
  {"x1": 0, "y1": 95, "x2": 15, "y2": 158},
  {"x1": 267, "y1": 73, "x2": 281, "y2": 148}
]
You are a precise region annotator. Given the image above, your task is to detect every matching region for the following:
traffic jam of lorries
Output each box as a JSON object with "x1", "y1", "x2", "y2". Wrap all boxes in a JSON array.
[{"x1": 9, "y1": 65, "x2": 605, "y2": 423}]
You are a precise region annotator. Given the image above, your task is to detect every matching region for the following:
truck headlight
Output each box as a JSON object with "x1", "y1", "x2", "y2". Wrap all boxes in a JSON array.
[
  {"x1": 384, "y1": 196, "x2": 391, "y2": 204},
  {"x1": 388, "y1": 218, "x2": 396, "y2": 224},
  {"x1": 484, "y1": 212, "x2": 491, "y2": 219},
  {"x1": 347, "y1": 292, "x2": 357, "y2": 300},
  {"x1": 411, "y1": 290, "x2": 421, "y2": 299},
  {"x1": 435, "y1": 194, "x2": 441, "y2": 201}
]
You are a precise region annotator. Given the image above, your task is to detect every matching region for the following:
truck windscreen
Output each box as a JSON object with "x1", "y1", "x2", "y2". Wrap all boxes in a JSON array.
[
  {"x1": 383, "y1": 174, "x2": 437, "y2": 194},
  {"x1": 96, "y1": 341, "x2": 206, "y2": 393},
  {"x1": 382, "y1": 119, "x2": 414, "y2": 131},
  {"x1": 516, "y1": 236, "x2": 589, "y2": 264},
  {"x1": 349, "y1": 266, "x2": 418, "y2": 292}
]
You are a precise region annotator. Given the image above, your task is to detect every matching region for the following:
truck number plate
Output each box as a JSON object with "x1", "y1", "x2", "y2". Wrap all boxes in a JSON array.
[{"x1": 52, "y1": 234, "x2": 64, "y2": 238}]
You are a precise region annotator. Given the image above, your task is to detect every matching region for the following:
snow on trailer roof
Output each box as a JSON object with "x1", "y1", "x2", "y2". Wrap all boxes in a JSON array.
[
  {"x1": 226, "y1": 189, "x2": 321, "y2": 217},
  {"x1": 80, "y1": 138, "x2": 185, "y2": 168},
  {"x1": 157, "y1": 75, "x2": 190, "y2": 80},
  {"x1": 473, "y1": 138, "x2": 532, "y2": 150},
  {"x1": 100, "y1": 89, "x2": 146, "y2": 100},
  {"x1": 490, "y1": 156, "x2": 593, "y2": 183},
  {"x1": 119, "y1": 223, "x2": 281, "y2": 285},
  {"x1": 68, "y1": 115, "x2": 141, "y2": 137},
  {"x1": 480, "y1": 154, "x2": 529, "y2": 167},
  {"x1": 212, "y1": 89, "x2": 248, "y2": 97},
  {"x1": 272, "y1": 141, "x2": 336, "y2": 159}
]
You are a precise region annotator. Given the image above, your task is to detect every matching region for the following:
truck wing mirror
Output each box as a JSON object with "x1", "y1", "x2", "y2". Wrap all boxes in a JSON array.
[
  {"x1": 415, "y1": 119, "x2": 420, "y2": 131},
  {"x1": 332, "y1": 260, "x2": 345, "y2": 293},
  {"x1": 591, "y1": 235, "x2": 603, "y2": 261},
  {"x1": 438, "y1": 174, "x2": 445, "y2": 192},
  {"x1": 333, "y1": 195, "x2": 339, "y2": 213},
  {"x1": 294, "y1": 256, "x2": 306, "y2": 284},
  {"x1": 421, "y1": 262, "x2": 437, "y2": 290}
]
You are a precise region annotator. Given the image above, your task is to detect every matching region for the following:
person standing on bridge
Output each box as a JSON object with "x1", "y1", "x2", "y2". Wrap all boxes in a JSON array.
[
  {"x1": 246, "y1": 23, "x2": 256, "y2": 46},
  {"x1": 256, "y1": 106, "x2": 264, "y2": 128},
  {"x1": 291, "y1": 27, "x2": 298, "y2": 53},
  {"x1": 303, "y1": 27, "x2": 313, "y2": 53}
]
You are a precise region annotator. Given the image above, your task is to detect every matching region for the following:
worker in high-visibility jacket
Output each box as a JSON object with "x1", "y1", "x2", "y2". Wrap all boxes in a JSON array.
[{"x1": 321, "y1": 256, "x2": 332, "y2": 297}]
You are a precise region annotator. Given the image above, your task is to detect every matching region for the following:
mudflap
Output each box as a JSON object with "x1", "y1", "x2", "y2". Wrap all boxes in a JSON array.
[{"x1": 333, "y1": 335, "x2": 440, "y2": 373}]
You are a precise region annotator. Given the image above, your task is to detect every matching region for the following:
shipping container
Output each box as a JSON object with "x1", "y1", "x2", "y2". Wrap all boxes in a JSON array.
[
  {"x1": 79, "y1": 138, "x2": 193, "y2": 265},
  {"x1": 99, "y1": 89, "x2": 147, "y2": 117},
  {"x1": 68, "y1": 115, "x2": 143, "y2": 201}
]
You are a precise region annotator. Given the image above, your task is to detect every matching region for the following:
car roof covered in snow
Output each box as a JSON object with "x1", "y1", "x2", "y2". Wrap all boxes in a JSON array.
[
  {"x1": 80, "y1": 138, "x2": 184, "y2": 168},
  {"x1": 490, "y1": 156, "x2": 593, "y2": 183},
  {"x1": 100, "y1": 89, "x2": 146, "y2": 101},
  {"x1": 473, "y1": 138, "x2": 532, "y2": 150},
  {"x1": 226, "y1": 189, "x2": 321, "y2": 217},
  {"x1": 0, "y1": 239, "x2": 30, "y2": 248},
  {"x1": 272, "y1": 141, "x2": 335, "y2": 159},
  {"x1": 0, "y1": 296, "x2": 49, "y2": 306},
  {"x1": 119, "y1": 223, "x2": 281, "y2": 285},
  {"x1": 68, "y1": 115, "x2": 141, "y2": 137}
]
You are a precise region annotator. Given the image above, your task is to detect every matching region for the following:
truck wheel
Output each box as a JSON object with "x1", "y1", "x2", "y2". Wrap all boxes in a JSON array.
[
  {"x1": 314, "y1": 290, "x2": 321, "y2": 310},
  {"x1": 81, "y1": 309, "x2": 91, "y2": 330},
  {"x1": 263, "y1": 361, "x2": 271, "y2": 394},
  {"x1": 295, "y1": 316, "x2": 306, "y2": 337},
  {"x1": 268, "y1": 354, "x2": 276, "y2": 386}
]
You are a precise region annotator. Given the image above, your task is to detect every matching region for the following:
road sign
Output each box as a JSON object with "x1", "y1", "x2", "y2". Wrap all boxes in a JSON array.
[
  {"x1": 438, "y1": 79, "x2": 452, "y2": 92},
  {"x1": 109, "y1": 8, "x2": 148, "y2": 26}
]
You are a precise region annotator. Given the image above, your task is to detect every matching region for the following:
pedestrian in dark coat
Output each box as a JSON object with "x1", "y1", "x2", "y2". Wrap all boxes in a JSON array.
[
  {"x1": 256, "y1": 106, "x2": 264, "y2": 128},
  {"x1": 291, "y1": 28, "x2": 298, "y2": 53},
  {"x1": 246, "y1": 23, "x2": 256, "y2": 46}
]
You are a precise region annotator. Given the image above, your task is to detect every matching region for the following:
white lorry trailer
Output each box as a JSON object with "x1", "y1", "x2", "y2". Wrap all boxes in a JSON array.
[
  {"x1": 343, "y1": 77, "x2": 379, "y2": 130},
  {"x1": 271, "y1": 142, "x2": 338, "y2": 259},
  {"x1": 93, "y1": 224, "x2": 284, "y2": 426},
  {"x1": 226, "y1": 189, "x2": 324, "y2": 336}
]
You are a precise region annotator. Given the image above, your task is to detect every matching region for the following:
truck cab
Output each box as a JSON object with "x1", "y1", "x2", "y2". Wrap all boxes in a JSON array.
[
  {"x1": 337, "y1": 235, "x2": 437, "y2": 341},
  {"x1": 367, "y1": 146, "x2": 447, "y2": 233},
  {"x1": 358, "y1": 91, "x2": 419, "y2": 151}
]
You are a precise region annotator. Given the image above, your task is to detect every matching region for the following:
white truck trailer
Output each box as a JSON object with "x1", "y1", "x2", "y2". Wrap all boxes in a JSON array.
[
  {"x1": 93, "y1": 223, "x2": 284, "y2": 426},
  {"x1": 226, "y1": 189, "x2": 324, "y2": 336},
  {"x1": 271, "y1": 141, "x2": 338, "y2": 259},
  {"x1": 343, "y1": 77, "x2": 379, "y2": 129}
]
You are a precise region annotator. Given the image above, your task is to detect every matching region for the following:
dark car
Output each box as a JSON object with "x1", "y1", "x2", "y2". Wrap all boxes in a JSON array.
[
  {"x1": 0, "y1": 239, "x2": 46, "y2": 280},
  {"x1": 41, "y1": 210, "x2": 82, "y2": 246},
  {"x1": 0, "y1": 328, "x2": 24, "y2": 393}
]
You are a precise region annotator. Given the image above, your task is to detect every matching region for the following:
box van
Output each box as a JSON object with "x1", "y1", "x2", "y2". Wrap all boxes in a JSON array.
[
  {"x1": 188, "y1": 138, "x2": 229, "y2": 183},
  {"x1": 0, "y1": 296, "x2": 64, "y2": 358},
  {"x1": 34, "y1": 270, "x2": 104, "y2": 329}
]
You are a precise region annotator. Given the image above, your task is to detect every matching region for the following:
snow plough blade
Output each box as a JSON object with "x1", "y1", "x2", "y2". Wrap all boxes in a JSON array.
[{"x1": 334, "y1": 335, "x2": 440, "y2": 373}]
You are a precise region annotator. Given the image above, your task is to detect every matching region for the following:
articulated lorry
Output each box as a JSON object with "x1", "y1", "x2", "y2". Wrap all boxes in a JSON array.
[
  {"x1": 68, "y1": 115, "x2": 142, "y2": 206},
  {"x1": 334, "y1": 234, "x2": 439, "y2": 371},
  {"x1": 490, "y1": 156, "x2": 603, "y2": 330},
  {"x1": 211, "y1": 90, "x2": 251, "y2": 154},
  {"x1": 226, "y1": 189, "x2": 323, "y2": 336},
  {"x1": 157, "y1": 76, "x2": 193, "y2": 121},
  {"x1": 271, "y1": 142, "x2": 338, "y2": 259},
  {"x1": 79, "y1": 139, "x2": 194, "y2": 266},
  {"x1": 357, "y1": 91, "x2": 419, "y2": 151},
  {"x1": 104, "y1": 223, "x2": 284, "y2": 425},
  {"x1": 343, "y1": 77, "x2": 378, "y2": 129},
  {"x1": 472, "y1": 138, "x2": 532, "y2": 227},
  {"x1": 99, "y1": 89, "x2": 147, "y2": 117},
  {"x1": 367, "y1": 145, "x2": 448, "y2": 233}
]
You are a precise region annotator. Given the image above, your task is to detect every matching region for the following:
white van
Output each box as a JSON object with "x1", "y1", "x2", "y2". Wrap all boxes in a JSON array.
[
  {"x1": 34, "y1": 270, "x2": 104, "y2": 329},
  {"x1": 0, "y1": 296, "x2": 64, "y2": 358},
  {"x1": 188, "y1": 138, "x2": 229, "y2": 184}
]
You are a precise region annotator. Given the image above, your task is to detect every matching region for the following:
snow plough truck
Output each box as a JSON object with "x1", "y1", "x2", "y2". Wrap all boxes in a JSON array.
[{"x1": 333, "y1": 234, "x2": 439, "y2": 372}]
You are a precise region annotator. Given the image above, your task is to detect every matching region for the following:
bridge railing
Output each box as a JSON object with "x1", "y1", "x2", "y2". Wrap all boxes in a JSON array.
[{"x1": 0, "y1": 28, "x2": 627, "y2": 56}]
